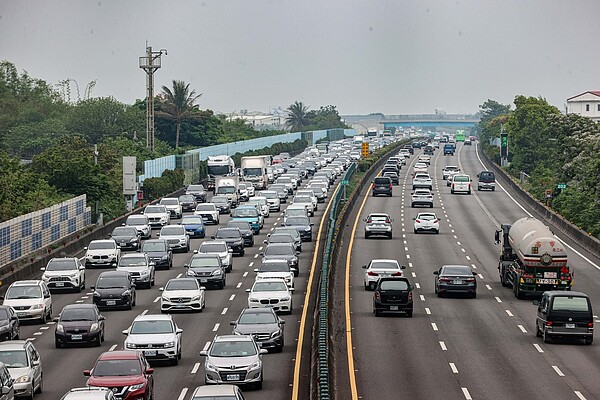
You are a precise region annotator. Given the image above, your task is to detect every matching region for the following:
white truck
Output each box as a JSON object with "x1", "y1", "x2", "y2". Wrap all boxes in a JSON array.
[
  {"x1": 206, "y1": 155, "x2": 236, "y2": 191},
  {"x1": 215, "y1": 176, "x2": 240, "y2": 207},
  {"x1": 241, "y1": 156, "x2": 269, "y2": 190}
]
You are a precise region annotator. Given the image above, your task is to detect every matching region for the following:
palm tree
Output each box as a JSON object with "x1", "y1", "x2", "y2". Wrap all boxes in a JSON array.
[
  {"x1": 285, "y1": 101, "x2": 311, "y2": 131},
  {"x1": 158, "y1": 80, "x2": 202, "y2": 149}
]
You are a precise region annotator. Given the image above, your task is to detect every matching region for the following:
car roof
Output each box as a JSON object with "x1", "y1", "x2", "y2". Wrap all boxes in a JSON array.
[
  {"x1": 201, "y1": 240, "x2": 227, "y2": 246},
  {"x1": 417, "y1": 212, "x2": 437, "y2": 217},
  {"x1": 97, "y1": 350, "x2": 140, "y2": 361},
  {"x1": 544, "y1": 290, "x2": 589, "y2": 298},
  {"x1": 90, "y1": 239, "x2": 116, "y2": 244},
  {"x1": 10, "y1": 280, "x2": 42, "y2": 287},
  {"x1": 98, "y1": 270, "x2": 130, "y2": 278},
  {"x1": 62, "y1": 303, "x2": 96, "y2": 311},
  {"x1": 214, "y1": 334, "x2": 253, "y2": 342},
  {"x1": 120, "y1": 253, "x2": 147, "y2": 259},
  {"x1": 369, "y1": 259, "x2": 398, "y2": 263},
  {"x1": 0, "y1": 340, "x2": 30, "y2": 350},
  {"x1": 144, "y1": 239, "x2": 168, "y2": 244},
  {"x1": 132, "y1": 314, "x2": 173, "y2": 322}
]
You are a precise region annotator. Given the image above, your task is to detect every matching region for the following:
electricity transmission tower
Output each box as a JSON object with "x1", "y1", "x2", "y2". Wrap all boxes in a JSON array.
[{"x1": 139, "y1": 45, "x2": 167, "y2": 152}]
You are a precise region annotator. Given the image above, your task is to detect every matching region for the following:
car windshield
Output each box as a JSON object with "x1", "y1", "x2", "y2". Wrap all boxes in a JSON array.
[
  {"x1": 181, "y1": 216, "x2": 204, "y2": 225},
  {"x1": 61, "y1": 307, "x2": 96, "y2": 322},
  {"x1": 209, "y1": 340, "x2": 257, "y2": 357},
  {"x1": 190, "y1": 257, "x2": 220, "y2": 268},
  {"x1": 239, "y1": 311, "x2": 277, "y2": 324},
  {"x1": 126, "y1": 217, "x2": 147, "y2": 226},
  {"x1": 93, "y1": 359, "x2": 141, "y2": 377},
  {"x1": 285, "y1": 217, "x2": 309, "y2": 226},
  {"x1": 294, "y1": 196, "x2": 311, "y2": 203},
  {"x1": 46, "y1": 259, "x2": 77, "y2": 271},
  {"x1": 264, "y1": 246, "x2": 293, "y2": 256},
  {"x1": 142, "y1": 242, "x2": 167, "y2": 252},
  {"x1": 442, "y1": 266, "x2": 472, "y2": 275},
  {"x1": 552, "y1": 297, "x2": 590, "y2": 312},
  {"x1": 119, "y1": 257, "x2": 147, "y2": 267},
  {"x1": 259, "y1": 262, "x2": 290, "y2": 272},
  {"x1": 130, "y1": 320, "x2": 174, "y2": 334},
  {"x1": 88, "y1": 241, "x2": 115, "y2": 250},
  {"x1": 446, "y1": 167, "x2": 459, "y2": 171},
  {"x1": 369, "y1": 261, "x2": 399, "y2": 269},
  {"x1": 216, "y1": 230, "x2": 240, "y2": 238},
  {"x1": 212, "y1": 196, "x2": 229, "y2": 204},
  {"x1": 261, "y1": 191, "x2": 277, "y2": 199},
  {"x1": 380, "y1": 280, "x2": 409, "y2": 290},
  {"x1": 253, "y1": 281, "x2": 288, "y2": 292},
  {"x1": 414, "y1": 191, "x2": 430, "y2": 196},
  {"x1": 161, "y1": 226, "x2": 185, "y2": 235},
  {"x1": 196, "y1": 204, "x2": 216, "y2": 211},
  {"x1": 96, "y1": 276, "x2": 127, "y2": 289},
  {"x1": 187, "y1": 185, "x2": 205, "y2": 192},
  {"x1": 369, "y1": 216, "x2": 388, "y2": 222},
  {"x1": 374, "y1": 178, "x2": 389, "y2": 184},
  {"x1": 232, "y1": 209, "x2": 258, "y2": 218},
  {"x1": 179, "y1": 195, "x2": 195, "y2": 202},
  {"x1": 249, "y1": 199, "x2": 267, "y2": 206},
  {"x1": 269, "y1": 234, "x2": 293, "y2": 243},
  {"x1": 454, "y1": 176, "x2": 469, "y2": 182},
  {"x1": 112, "y1": 227, "x2": 136, "y2": 236},
  {"x1": 145, "y1": 206, "x2": 166, "y2": 214},
  {"x1": 227, "y1": 222, "x2": 250, "y2": 231},
  {"x1": 0, "y1": 350, "x2": 28, "y2": 368},
  {"x1": 217, "y1": 186, "x2": 236, "y2": 194},
  {"x1": 274, "y1": 228, "x2": 298, "y2": 238},
  {"x1": 161, "y1": 199, "x2": 178, "y2": 205},
  {"x1": 200, "y1": 244, "x2": 227, "y2": 253},
  {"x1": 165, "y1": 280, "x2": 198, "y2": 291},
  {"x1": 6, "y1": 285, "x2": 42, "y2": 299},
  {"x1": 418, "y1": 214, "x2": 437, "y2": 221},
  {"x1": 285, "y1": 209, "x2": 306, "y2": 217}
]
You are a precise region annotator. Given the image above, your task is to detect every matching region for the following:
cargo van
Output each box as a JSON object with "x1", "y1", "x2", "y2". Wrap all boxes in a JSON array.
[
  {"x1": 534, "y1": 291, "x2": 593, "y2": 345},
  {"x1": 477, "y1": 171, "x2": 496, "y2": 191}
]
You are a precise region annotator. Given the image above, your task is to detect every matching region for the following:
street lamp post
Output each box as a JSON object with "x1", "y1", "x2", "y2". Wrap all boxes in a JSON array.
[{"x1": 139, "y1": 45, "x2": 167, "y2": 153}]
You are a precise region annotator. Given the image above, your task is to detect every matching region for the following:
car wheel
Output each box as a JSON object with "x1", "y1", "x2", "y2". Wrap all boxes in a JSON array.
[
  {"x1": 451, "y1": 189, "x2": 455, "y2": 194},
  {"x1": 186, "y1": 243, "x2": 190, "y2": 253},
  {"x1": 133, "y1": 293, "x2": 137, "y2": 306},
  {"x1": 543, "y1": 329, "x2": 552, "y2": 344},
  {"x1": 14, "y1": 327, "x2": 20, "y2": 340},
  {"x1": 75, "y1": 282, "x2": 82, "y2": 293},
  {"x1": 226, "y1": 264, "x2": 232, "y2": 273},
  {"x1": 414, "y1": 229, "x2": 418, "y2": 234},
  {"x1": 40, "y1": 309, "x2": 47, "y2": 324},
  {"x1": 467, "y1": 190, "x2": 471, "y2": 195},
  {"x1": 365, "y1": 233, "x2": 369, "y2": 239},
  {"x1": 364, "y1": 282, "x2": 369, "y2": 290},
  {"x1": 55, "y1": 339, "x2": 61, "y2": 348},
  {"x1": 435, "y1": 230, "x2": 440, "y2": 234},
  {"x1": 240, "y1": 250, "x2": 245, "y2": 257},
  {"x1": 128, "y1": 299, "x2": 133, "y2": 310},
  {"x1": 171, "y1": 356, "x2": 179, "y2": 366},
  {"x1": 95, "y1": 334, "x2": 102, "y2": 347},
  {"x1": 151, "y1": 274, "x2": 155, "y2": 287},
  {"x1": 535, "y1": 322, "x2": 542, "y2": 337},
  {"x1": 492, "y1": 187, "x2": 496, "y2": 191},
  {"x1": 585, "y1": 337, "x2": 593, "y2": 345},
  {"x1": 471, "y1": 291, "x2": 477, "y2": 299},
  {"x1": 406, "y1": 310, "x2": 413, "y2": 318},
  {"x1": 437, "y1": 290, "x2": 443, "y2": 298},
  {"x1": 35, "y1": 374, "x2": 43, "y2": 394},
  {"x1": 374, "y1": 309, "x2": 382, "y2": 317}
]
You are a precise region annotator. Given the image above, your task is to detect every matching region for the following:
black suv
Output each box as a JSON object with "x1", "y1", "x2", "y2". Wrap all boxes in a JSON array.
[
  {"x1": 185, "y1": 254, "x2": 226, "y2": 289},
  {"x1": 212, "y1": 228, "x2": 245, "y2": 256},
  {"x1": 534, "y1": 291, "x2": 593, "y2": 345},
  {"x1": 226, "y1": 220, "x2": 255, "y2": 247},
  {"x1": 140, "y1": 239, "x2": 173, "y2": 270},
  {"x1": 372, "y1": 177, "x2": 392, "y2": 197},
  {"x1": 92, "y1": 271, "x2": 136, "y2": 310},
  {"x1": 373, "y1": 277, "x2": 414, "y2": 317}
]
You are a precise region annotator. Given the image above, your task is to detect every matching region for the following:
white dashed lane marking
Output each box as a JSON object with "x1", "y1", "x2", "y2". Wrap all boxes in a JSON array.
[
  {"x1": 431, "y1": 323, "x2": 438, "y2": 331},
  {"x1": 505, "y1": 310, "x2": 514, "y2": 317},
  {"x1": 177, "y1": 388, "x2": 188, "y2": 400},
  {"x1": 243, "y1": 271, "x2": 248, "y2": 277},
  {"x1": 439, "y1": 341, "x2": 447, "y2": 351},
  {"x1": 109, "y1": 344, "x2": 118, "y2": 351},
  {"x1": 486, "y1": 285, "x2": 492, "y2": 291},
  {"x1": 495, "y1": 297, "x2": 502, "y2": 303},
  {"x1": 419, "y1": 295, "x2": 425, "y2": 301},
  {"x1": 229, "y1": 294, "x2": 235, "y2": 301},
  {"x1": 236, "y1": 282, "x2": 242, "y2": 289},
  {"x1": 450, "y1": 363, "x2": 459, "y2": 374},
  {"x1": 212, "y1": 323, "x2": 220, "y2": 332},
  {"x1": 533, "y1": 344, "x2": 544, "y2": 353},
  {"x1": 425, "y1": 308, "x2": 431, "y2": 315},
  {"x1": 552, "y1": 366, "x2": 565, "y2": 377},
  {"x1": 221, "y1": 308, "x2": 228, "y2": 315},
  {"x1": 518, "y1": 325, "x2": 527, "y2": 333},
  {"x1": 462, "y1": 388, "x2": 473, "y2": 400},
  {"x1": 191, "y1": 363, "x2": 200, "y2": 374},
  {"x1": 153, "y1": 296, "x2": 160, "y2": 303}
]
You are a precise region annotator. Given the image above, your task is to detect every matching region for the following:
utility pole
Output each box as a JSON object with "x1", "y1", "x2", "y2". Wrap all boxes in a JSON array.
[{"x1": 139, "y1": 45, "x2": 167, "y2": 153}]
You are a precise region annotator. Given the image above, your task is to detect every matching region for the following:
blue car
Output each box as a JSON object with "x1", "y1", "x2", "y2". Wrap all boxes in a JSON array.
[
  {"x1": 230, "y1": 206, "x2": 262, "y2": 234},
  {"x1": 178, "y1": 215, "x2": 206, "y2": 238}
]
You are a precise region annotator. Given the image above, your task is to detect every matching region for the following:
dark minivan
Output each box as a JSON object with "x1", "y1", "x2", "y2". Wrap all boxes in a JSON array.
[
  {"x1": 534, "y1": 291, "x2": 593, "y2": 345},
  {"x1": 372, "y1": 177, "x2": 392, "y2": 197},
  {"x1": 477, "y1": 170, "x2": 496, "y2": 191},
  {"x1": 373, "y1": 277, "x2": 413, "y2": 317}
]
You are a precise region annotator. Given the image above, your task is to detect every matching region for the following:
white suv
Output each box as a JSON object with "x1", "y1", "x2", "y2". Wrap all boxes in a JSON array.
[
  {"x1": 144, "y1": 205, "x2": 170, "y2": 228},
  {"x1": 158, "y1": 225, "x2": 190, "y2": 253},
  {"x1": 84, "y1": 240, "x2": 121, "y2": 268},
  {"x1": 2, "y1": 280, "x2": 52, "y2": 323},
  {"x1": 160, "y1": 198, "x2": 183, "y2": 219},
  {"x1": 246, "y1": 278, "x2": 294, "y2": 314},
  {"x1": 123, "y1": 314, "x2": 183, "y2": 365},
  {"x1": 41, "y1": 257, "x2": 86, "y2": 292},
  {"x1": 451, "y1": 174, "x2": 472, "y2": 195}
]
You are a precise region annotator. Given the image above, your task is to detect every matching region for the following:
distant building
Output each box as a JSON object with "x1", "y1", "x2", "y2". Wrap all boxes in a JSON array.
[
  {"x1": 225, "y1": 112, "x2": 284, "y2": 131},
  {"x1": 566, "y1": 91, "x2": 600, "y2": 122}
]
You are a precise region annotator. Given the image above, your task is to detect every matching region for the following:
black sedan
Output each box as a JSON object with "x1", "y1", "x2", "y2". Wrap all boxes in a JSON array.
[
  {"x1": 54, "y1": 304, "x2": 105, "y2": 347},
  {"x1": 434, "y1": 264, "x2": 477, "y2": 298},
  {"x1": 185, "y1": 254, "x2": 226, "y2": 289},
  {"x1": 212, "y1": 227, "x2": 245, "y2": 256},
  {"x1": 178, "y1": 194, "x2": 198, "y2": 212},
  {"x1": 109, "y1": 226, "x2": 141, "y2": 251},
  {"x1": 0, "y1": 305, "x2": 20, "y2": 341},
  {"x1": 230, "y1": 308, "x2": 285, "y2": 352}
]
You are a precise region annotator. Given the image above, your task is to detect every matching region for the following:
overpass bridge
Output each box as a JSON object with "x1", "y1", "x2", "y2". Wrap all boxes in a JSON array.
[{"x1": 381, "y1": 114, "x2": 480, "y2": 130}]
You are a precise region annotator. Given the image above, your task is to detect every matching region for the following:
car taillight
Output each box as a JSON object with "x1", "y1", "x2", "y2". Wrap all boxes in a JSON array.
[
  {"x1": 588, "y1": 322, "x2": 594, "y2": 328},
  {"x1": 408, "y1": 292, "x2": 412, "y2": 301},
  {"x1": 375, "y1": 292, "x2": 381, "y2": 301},
  {"x1": 433, "y1": 219, "x2": 439, "y2": 223},
  {"x1": 389, "y1": 184, "x2": 393, "y2": 189},
  {"x1": 415, "y1": 219, "x2": 421, "y2": 223},
  {"x1": 366, "y1": 219, "x2": 372, "y2": 223},
  {"x1": 546, "y1": 321, "x2": 553, "y2": 326},
  {"x1": 367, "y1": 271, "x2": 379, "y2": 276},
  {"x1": 465, "y1": 277, "x2": 475, "y2": 282},
  {"x1": 439, "y1": 277, "x2": 451, "y2": 282},
  {"x1": 392, "y1": 272, "x2": 403, "y2": 276}
]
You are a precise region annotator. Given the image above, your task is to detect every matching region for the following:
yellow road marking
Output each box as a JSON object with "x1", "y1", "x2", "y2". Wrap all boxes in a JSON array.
[{"x1": 291, "y1": 183, "x2": 341, "y2": 400}]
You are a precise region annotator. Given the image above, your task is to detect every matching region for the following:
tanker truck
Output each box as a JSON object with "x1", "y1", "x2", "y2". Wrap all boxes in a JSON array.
[{"x1": 495, "y1": 217, "x2": 573, "y2": 299}]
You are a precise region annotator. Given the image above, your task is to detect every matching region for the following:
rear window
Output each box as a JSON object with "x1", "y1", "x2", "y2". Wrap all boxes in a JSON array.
[
  {"x1": 374, "y1": 177, "x2": 391, "y2": 184},
  {"x1": 479, "y1": 172, "x2": 495, "y2": 181},
  {"x1": 380, "y1": 280, "x2": 409, "y2": 290},
  {"x1": 552, "y1": 296, "x2": 590, "y2": 312}
]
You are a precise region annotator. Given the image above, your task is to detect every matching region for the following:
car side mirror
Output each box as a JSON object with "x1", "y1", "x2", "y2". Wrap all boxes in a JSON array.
[
  {"x1": 401, "y1": 266, "x2": 406, "y2": 269},
  {"x1": 260, "y1": 348, "x2": 268, "y2": 354},
  {"x1": 228, "y1": 249, "x2": 233, "y2": 253},
  {"x1": 159, "y1": 287, "x2": 164, "y2": 291},
  {"x1": 199, "y1": 350, "x2": 208, "y2": 357},
  {"x1": 433, "y1": 271, "x2": 439, "y2": 275},
  {"x1": 193, "y1": 250, "x2": 198, "y2": 254},
  {"x1": 477, "y1": 174, "x2": 480, "y2": 178},
  {"x1": 83, "y1": 370, "x2": 91, "y2": 377},
  {"x1": 211, "y1": 235, "x2": 215, "y2": 239},
  {"x1": 40, "y1": 267, "x2": 46, "y2": 271},
  {"x1": 230, "y1": 321, "x2": 237, "y2": 326},
  {"x1": 98, "y1": 315, "x2": 105, "y2": 321},
  {"x1": 52, "y1": 317, "x2": 59, "y2": 323},
  {"x1": 44, "y1": 293, "x2": 51, "y2": 299},
  {"x1": 176, "y1": 328, "x2": 183, "y2": 334},
  {"x1": 145, "y1": 368, "x2": 154, "y2": 375},
  {"x1": 83, "y1": 247, "x2": 88, "y2": 251},
  {"x1": 122, "y1": 329, "x2": 129, "y2": 335},
  {"x1": 361, "y1": 265, "x2": 367, "y2": 269},
  {"x1": 246, "y1": 289, "x2": 251, "y2": 293},
  {"x1": 472, "y1": 272, "x2": 478, "y2": 276},
  {"x1": 90, "y1": 285, "x2": 95, "y2": 290},
  {"x1": 156, "y1": 233, "x2": 160, "y2": 237}
]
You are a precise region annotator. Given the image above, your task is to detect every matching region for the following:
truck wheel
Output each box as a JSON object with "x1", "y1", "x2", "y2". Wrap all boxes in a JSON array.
[{"x1": 514, "y1": 282, "x2": 525, "y2": 300}]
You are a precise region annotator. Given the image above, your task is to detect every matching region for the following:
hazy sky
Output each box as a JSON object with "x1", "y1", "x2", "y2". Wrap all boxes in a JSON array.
[{"x1": 1, "y1": 0, "x2": 599, "y2": 115}]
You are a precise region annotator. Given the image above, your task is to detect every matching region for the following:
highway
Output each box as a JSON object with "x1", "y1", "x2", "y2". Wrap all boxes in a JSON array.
[
  {"x1": 19, "y1": 177, "x2": 335, "y2": 400},
  {"x1": 335, "y1": 141, "x2": 600, "y2": 399}
]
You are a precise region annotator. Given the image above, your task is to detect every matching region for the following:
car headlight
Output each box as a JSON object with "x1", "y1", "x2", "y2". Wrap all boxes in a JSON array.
[
  {"x1": 31, "y1": 304, "x2": 44, "y2": 310},
  {"x1": 121, "y1": 290, "x2": 131, "y2": 297},
  {"x1": 162, "y1": 296, "x2": 169, "y2": 302},
  {"x1": 249, "y1": 298, "x2": 259, "y2": 303},
  {"x1": 69, "y1": 273, "x2": 78, "y2": 278},
  {"x1": 130, "y1": 238, "x2": 138, "y2": 243},
  {"x1": 304, "y1": 227, "x2": 311, "y2": 231},
  {"x1": 233, "y1": 330, "x2": 243, "y2": 335},
  {"x1": 90, "y1": 323, "x2": 99, "y2": 331},
  {"x1": 281, "y1": 297, "x2": 291, "y2": 302},
  {"x1": 164, "y1": 341, "x2": 175, "y2": 348},
  {"x1": 270, "y1": 329, "x2": 282, "y2": 338},
  {"x1": 93, "y1": 291, "x2": 101, "y2": 297},
  {"x1": 140, "y1": 270, "x2": 150, "y2": 276},
  {"x1": 161, "y1": 255, "x2": 169, "y2": 260},
  {"x1": 128, "y1": 383, "x2": 145, "y2": 391},
  {"x1": 186, "y1": 271, "x2": 195, "y2": 277},
  {"x1": 15, "y1": 375, "x2": 31, "y2": 383},
  {"x1": 205, "y1": 361, "x2": 218, "y2": 372},
  {"x1": 125, "y1": 342, "x2": 136, "y2": 349},
  {"x1": 192, "y1": 295, "x2": 201, "y2": 301},
  {"x1": 249, "y1": 360, "x2": 261, "y2": 370},
  {"x1": 56, "y1": 324, "x2": 64, "y2": 333}
]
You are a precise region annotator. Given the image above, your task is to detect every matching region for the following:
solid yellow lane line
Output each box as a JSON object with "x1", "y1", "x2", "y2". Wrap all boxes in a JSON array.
[{"x1": 291, "y1": 183, "x2": 340, "y2": 400}]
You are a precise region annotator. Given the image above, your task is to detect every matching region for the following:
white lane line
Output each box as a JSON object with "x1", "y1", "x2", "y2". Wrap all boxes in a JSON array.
[
  {"x1": 415, "y1": 283, "x2": 421, "y2": 289},
  {"x1": 270, "y1": 227, "x2": 274, "y2": 231},
  {"x1": 236, "y1": 282, "x2": 242, "y2": 288},
  {"x1": 575, "y1": 391, "x2": 587, "y2": 400},
  {"x1": 453, "y1": 235, "x2": 458, "y2": 239},
  {"x1": 462, "y1": 388, "x2": 473, "y2": 400},
  {"x1": 465, "y1": 255, "x2": 471, "y2": 261},
  {"x1": 26, "y1": 337, "x2": 35, "y2": 341},
  {"x1": 213, "y1": 323, "x2": 220, "y2": 332},
  {"x1": 461, "y1": 248, "x2": 466, "y2": 253},
  {"x1": 408, "y1": 262, "x2": 413, "y2": 268},
  {"x1": 273, "y1": 222, "x2": 278, "y2": 226},
  {"x1": 254, "y1": 254, "x2": 258, "y2": 259},
  {"x1": 471, "y1": 264, "x2": 477, "y2": 268},
  {"x1": 153, "y1": 296, "x2": 160, "y2": 303},
  {"x1": 277, "y1": 217, "x2": 281, "y2": 221},
  {"x1": 141, "y1": 309, "x2": 149, "y2": 315},
  {"x1": 75, "y1": 300, "x2": 84, "y2": 303},
  {"x1": 411, "y1": 272, "x2": 417, "y2": 278},
  {"x1": 486, "y1": 285, "x2": 492, "y2": 291},
  {"x1": 404, "y1": 247, "x2": 409, "y2": 251},
  {"x1": 403, "y1": 240, "x2": 407, "y2": 244},
  {"x1": 403, "y1": 234, "x2": 406, "y2": 238},
  {"x1": 86, "y1": 292, "x2": 93, "y2": 295},
  {"x1": 419, "y1": 294, "x2": 425, "y2": 301},
  {"x1": 451, "y1": 229, "x2": 455, "y2": 233},
  {"x1": 439, "y1": 341, "x2": 447, "y2": 351},
  {"x1": 221, "y1": 308, "x2": 228, "y2": 315},
  {"x1": 505, "y1": 309, "x2": 514, "y2": 317},
  {"x1": 478, "y1": 273, "x2": 484, "y2": 279},
  {"x1": 177, "y1": 388, "x2": 188, "y2": 400},
  {"x1": 457, "y1": 241, "x2": 461, "y2": 246},
  {"x1": 191, "y1": 363, "x2": 201, "y2": 374},
  {"x1": 81, "y1": 296, "x2": 89, "y2": 299},
  {"x1": 229, "y1": 294, "x2": 235, "y2": 301},
  {"x1": 552, "y1": 366, "x2": 565, "y2": 377},
  {"x1": 109, "y1": 344, "x2": 118, "y2": 351},
  {"x1": 243, "y1": 271, "x2": 248, "y2": 277},
  {"x1": 448, "y1": 224, "x2": 452, "y2": 227},
  {"x1": 258, "y1": 246, "x2": 263, "y2": 251},
  {"x1": 533, "y1": 344, "x2": 544, "y2": 353},
  {"x1": 39, "y1": 326, "x2": 49, "y2": 330},
  {"x1": 495, "y1": 297, "x2": 502, "y2": 303},
  {"x1": 33, "y1": 332, "x2": 43, "y2": 336},
  {"x1": 176, "y1": 273, "x2": 182, "y2": 278},
  {"x1": 203, "y1": 341, "x2": 211, "y2": 351},
  {"x1": 449, "y1": 363, "x2": 459, "y2": 374},
  {"x1": 249, "y1": 262, "x2": 254, "y2": 267},
  {"x1": 431, "y1": 323, "x2": 438, "y2": 331},
  {"x1": 406, "y1": 254, "x2": 411, "y2": 259},
  {"x1": 425, "y1": 308, "x2": 431, "y2": 315},
  {"x1": 518, "y1": 325, "x2": 527, "y2": 333}
]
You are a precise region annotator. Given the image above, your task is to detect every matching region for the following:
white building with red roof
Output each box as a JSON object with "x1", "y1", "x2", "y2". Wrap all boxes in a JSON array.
[{"x1": 566, "y1": 91, "x2": 600, "y2": 122}]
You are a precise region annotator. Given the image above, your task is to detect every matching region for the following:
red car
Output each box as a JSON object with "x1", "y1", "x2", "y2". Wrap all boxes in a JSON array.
[{"x1": 84, "y1": 350, "x2": 154, "y2": 400}]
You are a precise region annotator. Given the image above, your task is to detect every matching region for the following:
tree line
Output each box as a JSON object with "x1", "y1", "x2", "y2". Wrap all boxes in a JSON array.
[
  {"x1": 0, "y1": 60, "x2": 347, "y2": 223},
  {"x1": 477, "y1": 97, "x2": 600, "y2": 238}
]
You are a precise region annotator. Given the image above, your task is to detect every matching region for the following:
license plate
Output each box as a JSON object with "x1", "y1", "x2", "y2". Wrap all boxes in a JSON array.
[
  {"x1": 226, "y1": 374, "x2": 240, "y2": 381},
  {"x1": 537, "y1": 278, "x2": 557, "y2": 284},
  {"x1": 200, "y1": 279, "x2": 208, "y2": 283},
  {"x1": 390, "y1": 306, "x2": 399, "y2": 311},
  {"x1": 71, "y1": 334, "x2": 83, "y2": 340},
  {"x1": 17, "y1": 313, "x2": 27, "y2": 318},
  {"x1": 143, "y1": 350, "x2": 157, "y2": 357},
  {"x1": 453, "y1": 280, "x2": 462, "y2": 284},
  {"x1": 565, "y1": 323, "x2": 575, "y2": 329},
  {"x1": 544, "y1": 272, "x2": 557, "y2": 278},
  {"x1": 106, "y1": 300, "x2": 117, "y2": 306},
  {"x1": 55, "y1": 282, "x2": 64, "y2": 287}
]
